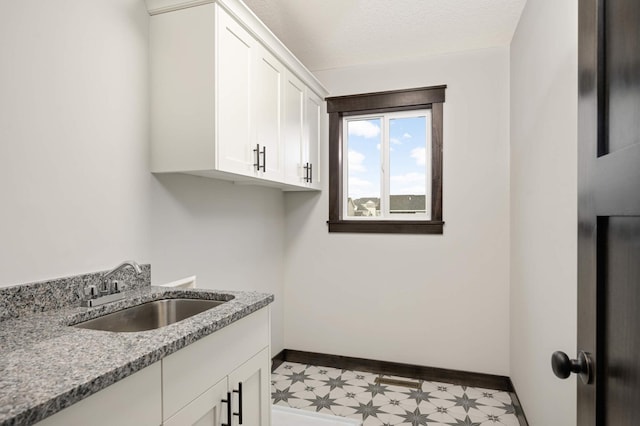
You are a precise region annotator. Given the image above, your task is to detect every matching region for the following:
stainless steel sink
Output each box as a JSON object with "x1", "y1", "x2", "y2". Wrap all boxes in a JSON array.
[{"x1": 73, "y1": 298, "x2": 225, "y2": 332}]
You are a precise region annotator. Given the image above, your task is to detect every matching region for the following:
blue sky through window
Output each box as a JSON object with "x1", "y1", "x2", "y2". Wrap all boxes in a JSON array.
[
  {"x1": 347, "y1": 114, "x2": 428, "y2": 201},
  {"x1": 347, "y1": 118, "x2": 382, "y2": 199}
]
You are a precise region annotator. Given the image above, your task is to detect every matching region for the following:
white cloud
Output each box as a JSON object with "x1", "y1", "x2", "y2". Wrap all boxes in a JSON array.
[
  {"x1": 410, "y1": 147, "x2": 426, "y2": 166},
  {"x1": 390, "y1": 138, "x2": 402, "y2": 145},
  {"x1": 348, "y1": 176, "x2": 373, "y2": 187},
  {"x1": 348, "y1": 176, "x2": 378, "y2": 199},
  {"x1": 390, "y1": 173, "x2": 426, "y2": 195},
  {"x1": 403, "y1": 132, "x2": 412, "y2": 139},
  {"x1": 390, "y1": 172, "x2": 425, "y2": 185},
  {"x1": 348, "y1": 120, "x2": 380, "y2": 139},
  {"x1": 394, "y1": 186, "x2": 427, "y2": 195},
  {"x1": 348, "y1": 150, "x2": 366, "y2": 173}
]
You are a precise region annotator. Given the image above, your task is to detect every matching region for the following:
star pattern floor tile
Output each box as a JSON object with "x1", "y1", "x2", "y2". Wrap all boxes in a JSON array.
[{"x1": 272, "y1": 361, "x2": 520, "y2": 426}]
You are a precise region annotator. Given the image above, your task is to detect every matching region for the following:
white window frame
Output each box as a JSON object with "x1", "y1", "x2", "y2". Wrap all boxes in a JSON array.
[{"x1": 342, "y1": 109, "x2": 432, "y2": 221}]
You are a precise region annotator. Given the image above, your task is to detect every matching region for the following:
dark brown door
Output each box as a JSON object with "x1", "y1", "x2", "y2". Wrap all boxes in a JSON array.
[{"x1": 554, "y1": 0, "x2": 640, "y2": 424}]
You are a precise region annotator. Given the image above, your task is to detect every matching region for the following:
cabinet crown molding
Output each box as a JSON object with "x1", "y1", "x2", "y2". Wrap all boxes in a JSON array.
[{"x1": 145, "y1": 0, "x2": 328, "y2": 98}]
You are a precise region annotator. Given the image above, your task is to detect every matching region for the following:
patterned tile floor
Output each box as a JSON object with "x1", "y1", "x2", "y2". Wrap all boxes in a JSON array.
[{"x1": 271, "y1": 361, "x2": 520, "y2": 426}]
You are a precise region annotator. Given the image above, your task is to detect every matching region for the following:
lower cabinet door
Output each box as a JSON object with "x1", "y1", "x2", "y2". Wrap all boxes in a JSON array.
[
  {"x1": 36, "y1": 362, "x2": 162, "y2": 426},
  {"x1": 227, "y1": 347, "x2": 271, "y2": 426},
  {"x1": 164, "y1": 378, "x2": 229, "y2": 426}
]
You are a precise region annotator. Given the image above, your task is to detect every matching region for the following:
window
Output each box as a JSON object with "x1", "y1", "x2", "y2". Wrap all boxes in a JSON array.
[
  {"x1": 327, "y1": 85, "x2": 445, "y2": 234},
  {"x1": 344, "y1": 110, "x2": 431, "y2": 219}
]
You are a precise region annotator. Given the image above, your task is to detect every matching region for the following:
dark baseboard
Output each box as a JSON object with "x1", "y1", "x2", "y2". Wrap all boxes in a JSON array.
[
  {"x1": 271, "y1": 349, "x2": 287, "y2": 371},
  {"x1": 508, "y1": 378, "x2": 530, "y2": 426},
  {"x1": 271, "y1": 349, "x2": 511, "y2": 391}
]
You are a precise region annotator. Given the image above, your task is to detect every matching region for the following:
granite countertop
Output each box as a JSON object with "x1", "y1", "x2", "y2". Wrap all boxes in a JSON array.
[{"x1": 0, "y1": 285, "x2": 274, "y2": 426}]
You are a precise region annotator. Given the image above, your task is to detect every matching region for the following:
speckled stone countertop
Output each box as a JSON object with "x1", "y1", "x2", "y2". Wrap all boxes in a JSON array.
[{"x1": 0, "y1": 285, "x2": 274, "y2": 426}]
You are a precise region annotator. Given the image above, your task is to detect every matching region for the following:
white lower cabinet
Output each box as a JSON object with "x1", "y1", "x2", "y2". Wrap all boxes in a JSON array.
[
  {"x1": 165, "y1": 347, "x2": 271, "y2": 426},
  {"x1": 36, "y1": 362, "x2": 162, "y2": 426},
  {"x1": 162, "y1": 307, "x2": 271, "y2": 425},
  {"x1": 163, "y1": 378, "x2": 227, "y2": 426},
  {"x1": 227, "y1": 347, "x2": 271, "y2": 426},
  {"x1": 36, "y1": 307, "x2": 271, "y2": 426}
]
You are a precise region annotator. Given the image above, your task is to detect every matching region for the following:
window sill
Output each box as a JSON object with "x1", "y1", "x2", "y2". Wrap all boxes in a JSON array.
[{"x1": 327, "y1": 220, "x2": 444, "y2": 234}]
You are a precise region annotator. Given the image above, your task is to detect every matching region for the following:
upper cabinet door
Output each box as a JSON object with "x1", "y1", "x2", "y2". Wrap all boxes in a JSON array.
[
  {"x1": 216, "y1": 6, "x2": 255, "y2": 177},
  {"x1": 253, "y1": 45, "x2": 285, "y2": 181},
  {"x1": 283, "y1": 71, "x2": 305, "y2": 185},
  {"x1": 304, "y1": 89, "x2": 322, "y2": 189},
  {"x1": 148, "y1": 1, "x2": 327, "y2": 190},
  {"x1": 149, "y1": 4, "x2": 216, "y2": 173}
]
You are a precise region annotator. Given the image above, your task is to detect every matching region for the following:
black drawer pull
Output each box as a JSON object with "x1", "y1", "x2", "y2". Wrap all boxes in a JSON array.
[
  {"x1": 233, "y1": 382, "x2": 243, "y2": 424},
  {"x1": 303, "y1": 162, "x2": 310, "y2": 183},
  {"x1": 221, "y1": 391, "x2": 232, "y2": 426},
  {"x1": 253, "y1": 144, "x2": 261, "y2": 171}
]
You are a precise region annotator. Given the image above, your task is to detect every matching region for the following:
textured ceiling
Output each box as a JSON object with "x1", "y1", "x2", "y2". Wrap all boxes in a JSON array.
[{"x1": 243, "y1": 0, "x2": 527, "y2": 71}]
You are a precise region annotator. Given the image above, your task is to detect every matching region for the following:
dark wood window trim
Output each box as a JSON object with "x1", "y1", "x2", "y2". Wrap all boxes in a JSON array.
[{"x1": 327, "y1": 85, "x2": 445, "y2": 234}]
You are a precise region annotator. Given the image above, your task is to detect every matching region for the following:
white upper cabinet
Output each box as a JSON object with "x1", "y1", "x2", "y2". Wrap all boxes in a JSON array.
[
  {"x1": 283, "y1": 71, "x2": 323, "y2": 189},
  {"x1": 216, "y1": 5, "x2": 255, "y2": 177},
  {"x1": 304, "y1": 89, "x2": 323, "y2": 190},
  {"x1": 283, "y1": 71, "x2": 305, "y2": 186},
  {"x1": 252, "y1": 45, "x2": 285, "y2": 181},
  {"x1": 147, "y1": 0, "x2": 327, "y2": 190},
  {"x1": 149, "y1": 5, "x2": 217, "y2": 173}
]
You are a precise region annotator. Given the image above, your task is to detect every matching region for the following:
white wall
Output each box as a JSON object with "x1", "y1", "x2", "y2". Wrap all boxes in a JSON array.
[
  {"x1": 150, "y1": 175, "x2": 285, "y2": 354},
  {"x1": 284, "y1": 47, "x2": 511, "y2": 375},
  {"x1": 0, "y1": 3, "x2": 578, "y2": 414},
  {"x1": 0, "y1": 0, "x2": 151, "y2": 286},
  {"x1": 509, "y1": 0, "x2": 578, "y2": 424},
  {"x1": 0, "y1": 0, "x2": 290, "y2": 356}
]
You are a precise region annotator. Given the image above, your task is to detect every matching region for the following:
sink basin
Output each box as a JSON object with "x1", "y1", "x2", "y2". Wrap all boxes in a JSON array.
[{"x1": 73, "y1": 298, "x2": 226, "y2": 332}]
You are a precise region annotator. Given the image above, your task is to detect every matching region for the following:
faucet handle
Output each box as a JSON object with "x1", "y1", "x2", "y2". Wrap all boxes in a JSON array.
[
  {"x1": 84, "y1": 285, "x2": 99, "y2": 298},
  {"x1": 113, "y1": 281, "x2": 126, "y2": 293}
]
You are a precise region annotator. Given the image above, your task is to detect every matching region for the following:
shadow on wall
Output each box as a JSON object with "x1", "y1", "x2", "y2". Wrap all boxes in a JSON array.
[
  {"x1": 149, "y1": 172, "x2": 288, "y2": 354},
  {"x1": 148, "y1": 172, "x2": 286, "y2": 282},
  {"x1": 284, "y1": 190, "x2": 324, "y2": 223},
  {"x1": 151, "y1": 173, "x2": 285, "y2": 220}
]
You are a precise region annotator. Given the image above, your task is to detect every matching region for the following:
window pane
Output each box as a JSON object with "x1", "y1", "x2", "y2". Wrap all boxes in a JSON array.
[
  {"x1": 389, "y1": 115, "x2": 428, "y2": 215},
  {"x1": 346, "y1": 118, "x2": 381, "y2": 217}
]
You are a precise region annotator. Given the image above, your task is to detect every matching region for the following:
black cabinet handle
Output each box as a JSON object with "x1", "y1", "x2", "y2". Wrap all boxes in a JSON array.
[
  {"x1": 233, "y1": 382, "x2": 243, "y2": 424},
  {"x1": 303, "y1": 163, "x2": 310, "y2": 183},
  {"x1": 253, "y1": 144, "x2": 260, "y2": 171},
  {"x1": 254, "y1": 145, "x2": 266, "y2": 172},
  {"x1": 221, "y1": 391, "x2": 232, "y2": 426},
  {"x1": 309, "y1": 163, "x2": 312, "y2": 183}
]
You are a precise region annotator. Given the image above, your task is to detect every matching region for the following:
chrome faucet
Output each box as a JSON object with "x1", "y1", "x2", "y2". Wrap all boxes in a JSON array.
[
  {"x1": 81, "y1": 260, "x2": 143, "y2": 307},
  {"x1": 100, "y1": 260, "x2": 142, "y2": 293}
]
